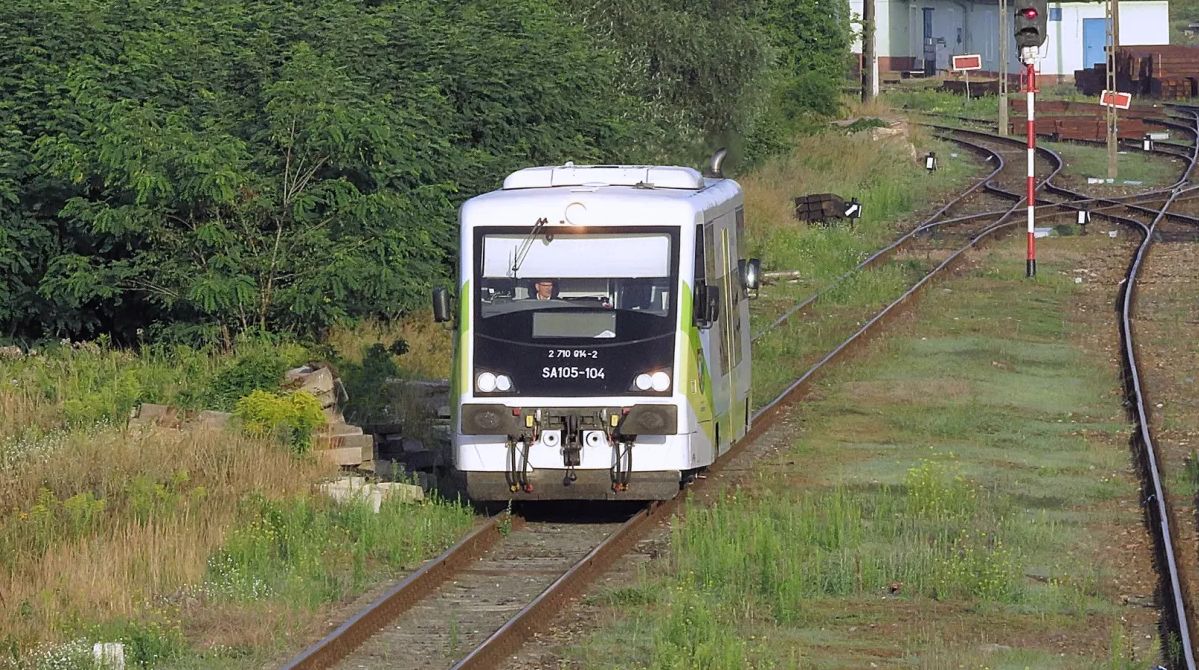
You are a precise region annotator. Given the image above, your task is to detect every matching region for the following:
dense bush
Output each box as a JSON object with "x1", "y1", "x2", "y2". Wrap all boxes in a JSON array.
[
  {"x1": 232, "y1": 389, "x2": 326, "y2": 454},
  {"x1": 0, "y1": 0, "x2": 851, "y2": 343}
]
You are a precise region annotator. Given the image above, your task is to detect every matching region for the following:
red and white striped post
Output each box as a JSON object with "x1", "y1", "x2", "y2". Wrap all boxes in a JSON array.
[{"x1": 1025, "y1": 61, "x2": 1037, "y2": 278}]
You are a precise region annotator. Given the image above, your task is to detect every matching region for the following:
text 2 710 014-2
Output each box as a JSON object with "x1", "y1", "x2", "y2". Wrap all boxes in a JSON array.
[{"x1": 546, "y1": 349, "x2": 599, "y2": 359}]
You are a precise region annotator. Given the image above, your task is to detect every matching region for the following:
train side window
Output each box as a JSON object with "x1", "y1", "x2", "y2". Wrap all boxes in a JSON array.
[
  {"x1": 720, "y1": 227, "x2": 734, "y2": 375},
  {"x1": 727, "y1": 226, "x2": 743, "y2": 368},
  {"x1": 703, "y1": 222, "x2": 716, "y2": 281},
  {"x1": 694, "y1": 224, "x2": 705, "y2": 283}
]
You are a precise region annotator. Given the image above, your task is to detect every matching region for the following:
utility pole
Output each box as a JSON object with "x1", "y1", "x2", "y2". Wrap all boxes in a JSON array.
[
  {"x1": 1106, "y1": 0, "x2": 1121, "y2": 179},
  {"x1": 862, "y1": 0, "x2": 877, "y2": 103},
  {"x1": 999, "y1": 0, "x2": 1010, "y2": 135}
]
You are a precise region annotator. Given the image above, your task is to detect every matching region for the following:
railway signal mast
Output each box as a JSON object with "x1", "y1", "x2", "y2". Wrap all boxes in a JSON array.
[{"x1": 1015, "y1": 0, "x2": 1048, "y2": 278}]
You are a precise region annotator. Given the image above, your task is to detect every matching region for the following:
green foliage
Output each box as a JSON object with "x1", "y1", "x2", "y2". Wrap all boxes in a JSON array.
[
  {"x1": 337, "y1": 342, "x2": 402, "y2": 424},
  {"x1": 89, "y1": 619, "x2": 186, "y2": 669},
  {"x1": 126, "y1": 470, "x2": 207, "y2": 524},
  {"x1": 233, "y1": 390, "x2": 325, "y2": 454},
  {"x1": 647, "y1": 584, "x2": 747, "y2": 669},
  {"x1": 667, "y1": 463, "x2": 1049, "y2": 624},
  {"x1": 198, "y1": 344, "x2": 298, "y2": 411},
  {"x1": 0, "y1": 338, "x2": 312, "y2": 431},
  {"x1": 1, "y1": 0, "x2": 852, "y2": 342},
  {"x1": 4, "y1": 488, "x2": 107, "y2": 562},
  {"x1": 61, "y1": 369, "x2": 141, "y2": 427}
]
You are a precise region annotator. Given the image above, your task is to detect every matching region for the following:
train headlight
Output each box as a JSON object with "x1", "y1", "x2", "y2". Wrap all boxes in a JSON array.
[
  {"x1": 651, "y1": 371, "x2": 671, "y2": 392},
  {"x1": 476, "y1": 372, "x2": 497, "y2": 393},
  {"x1": 476, "y1": 371, "x2": 515, "y2": 393},
  {"x1": 632, "y1": 370, "x2": 671, "y2": 392}
]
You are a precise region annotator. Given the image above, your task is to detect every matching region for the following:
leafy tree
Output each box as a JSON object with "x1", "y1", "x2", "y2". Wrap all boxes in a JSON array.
[{"x1": 0, "y1": 0, "x2": 851, "y2": 343}]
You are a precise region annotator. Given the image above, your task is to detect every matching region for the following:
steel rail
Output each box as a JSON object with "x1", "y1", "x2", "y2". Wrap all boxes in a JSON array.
[
  {"x1": 751, "y1": 137, "x2": 1009, "y2": 343},
  {"x1": 930, "y1": 121, "x2": 1199, "y2": 221},
  {"x1": 1113, "y1": 109, "x2": 1199, "y2": 669},
  {"x1": 456, "y1": 138, "x2": 1067, "y2": 670},
  {"x1": 279, "y1": 514, "x2": 519, "y2": 670},
  {"x1": 753, "y1": 117, "x2": 1199, "y2": 346},
  {"x1": 1118, "y1": 191, "x2": 1197, "y2": 670},
  {"x1": 283, "y1": 112, "x2": 1199, "y2": 670},
  {"x1": 752, "y1": 130, "x2": 1068, "y2": 345},
  {"x1": 932, "y1": 123, "x2": 1199, "y2": 225},
  {"x1": 284, "y1": 134, "x2": 1036, "y2": 670}
]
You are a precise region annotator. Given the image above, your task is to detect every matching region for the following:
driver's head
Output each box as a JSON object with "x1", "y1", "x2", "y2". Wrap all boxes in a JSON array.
[{"x1": 534, "y1": 279, "x2": 555, "y2": 300}]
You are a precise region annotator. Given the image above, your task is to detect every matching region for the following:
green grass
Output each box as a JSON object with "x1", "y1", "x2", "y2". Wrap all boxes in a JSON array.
[
  {"x1": 0, "y1": 337, "x2": 477, "y2": 668},
  {"x1": 206, "y1": 493, "x2": 473, "y2": 609},
  {"x1": 573, "y1": 237, "x2": 1161, "y2": 668},
  {"x1": 1046, "y1": 139, "x2": 1184, "y2": 186}
]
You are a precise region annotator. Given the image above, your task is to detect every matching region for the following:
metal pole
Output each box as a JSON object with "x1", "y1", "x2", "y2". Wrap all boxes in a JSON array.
[
  {"x1": 999, "y1": 0, "x2": 1009, "y2": 135},
  {"x1": 965, "y1": 69, "x2": 971, "y2": 99},
  {"x1": 1026, "y1": 60, "x2": 1037, "y2": 278},
  {"x1": 862, "y1": 0, "x2": 876, "y2": 103},
  {"x1": 1106, "y1": 0, "x2": 1120, "y2": 179}
]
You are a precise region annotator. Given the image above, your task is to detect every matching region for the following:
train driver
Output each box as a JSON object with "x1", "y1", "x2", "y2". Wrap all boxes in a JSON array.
[{"x1": 531, "y1": 279, "x2": 557, "y2": 301}]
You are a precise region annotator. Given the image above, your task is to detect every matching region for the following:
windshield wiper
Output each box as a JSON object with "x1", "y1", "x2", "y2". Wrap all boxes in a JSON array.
[{"x1": 510, "y1": 217, "x2": 549, "y2": 278}]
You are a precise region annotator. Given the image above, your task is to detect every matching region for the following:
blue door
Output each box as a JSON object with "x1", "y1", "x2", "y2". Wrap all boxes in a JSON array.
[
  {"x1": 923, "y1": 8, "x2": 935, "y2": 75},
  {"x1": 1083, "y1": 18, "x2": 1109, "y2": 69}
]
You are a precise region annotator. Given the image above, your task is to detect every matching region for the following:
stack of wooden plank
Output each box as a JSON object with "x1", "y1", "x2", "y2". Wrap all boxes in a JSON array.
[
  {"x1": 1075, "y1": 45, "x2": 1199, "y2": 99},
  {"x1": 1011, "y1": 99, "x2": 1165, "y2": 120},
  {"x1": 1006, "y1": 116, "x2": 1149, "y2": 141},
  {"x1": 1005, "y1": 99, "x2": 1160, "y2": 140}
]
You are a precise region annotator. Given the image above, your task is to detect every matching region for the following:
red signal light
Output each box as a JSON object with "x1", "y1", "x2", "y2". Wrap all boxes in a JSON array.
[{"x1": 1020, "y1": 7, "x2": 1038, "y2": 17}]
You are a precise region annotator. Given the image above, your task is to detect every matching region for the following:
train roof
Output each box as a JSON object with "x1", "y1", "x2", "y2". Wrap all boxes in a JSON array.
[{"x1": 461, "y1": 164, "x2": 742, "y2": 228}]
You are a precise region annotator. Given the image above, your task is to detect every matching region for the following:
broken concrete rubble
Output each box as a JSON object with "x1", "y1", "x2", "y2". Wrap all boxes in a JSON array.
[{"x1": 318, "y1": 476, "x2": 424, "y2": 512}]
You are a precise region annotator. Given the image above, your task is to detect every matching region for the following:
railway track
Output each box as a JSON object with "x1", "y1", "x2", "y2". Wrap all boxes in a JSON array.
[
  {"x1": 937, "y1": 112, "x2": 1199, "y2": 668},
  {"x1": 282, "y1": 110, "x2": 1199, "y2": 670},
  {"x1": 283, "y1": 128, "x2": 1047, "y2": 670}
]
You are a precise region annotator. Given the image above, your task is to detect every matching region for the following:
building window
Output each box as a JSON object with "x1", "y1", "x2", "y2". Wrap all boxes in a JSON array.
[{"x1": 1049, "y1": 7, "x2": 1062, "y2": 21}]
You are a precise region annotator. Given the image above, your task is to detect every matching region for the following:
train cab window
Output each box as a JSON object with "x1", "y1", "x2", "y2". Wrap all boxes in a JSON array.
[{"x1": 474, "y1": 228, "x2": 680, "y2": 341}]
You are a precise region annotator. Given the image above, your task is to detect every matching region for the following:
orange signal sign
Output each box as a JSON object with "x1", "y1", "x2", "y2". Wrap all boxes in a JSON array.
[
  {"x1": 952, "y1": 54, "x2": 982, "y2": 71},
  {"x1": 1100, "y1": 90, "x2": 1132, "y2": 109}
]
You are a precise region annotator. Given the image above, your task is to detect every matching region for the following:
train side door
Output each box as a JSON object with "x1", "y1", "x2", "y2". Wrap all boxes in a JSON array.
[
  {"x1": 696, "y1": 223, "x2": 719, "y2": 453},
  {"x1": 699, "y1": 216, "x2": 734, "y2": 453}
]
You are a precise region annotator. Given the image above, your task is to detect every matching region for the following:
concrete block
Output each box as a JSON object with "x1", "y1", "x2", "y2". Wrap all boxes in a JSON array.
[
  {"x1": 196, "y1": 410, "x2": 232, "y2": 430},
  {"x1": 321, "y1": 445, "x2": 370, "y2": 466},
  {"x1": 318, "y1": 476, "x2": 423, "y2": 512},
  {"x1": 136, "y1": 403, "x2": 170, "y2": 420},
  {"x1": 129, "y1": 403, "x2": 179, "y2": 427},
  {"x1": 324, "y1": 422, "x2": 364, "y2": 437},
  {"x1": 328, "y1": 433, "x2": 374, "y2": 455},
  {"x1": 93, "y1": 642, "x2": 125, "y2": 670},
  {"x1": 375, "y1": 481, "x2": 424, "y2": 503}
]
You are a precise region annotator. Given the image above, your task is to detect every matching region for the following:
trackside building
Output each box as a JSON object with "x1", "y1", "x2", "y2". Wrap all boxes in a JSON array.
[{"x1": 850, "y1": 0, "x2": 1170, "y2": 77}]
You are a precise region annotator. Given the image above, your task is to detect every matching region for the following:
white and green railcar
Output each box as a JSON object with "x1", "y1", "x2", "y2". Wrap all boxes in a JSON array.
[{"x1": 432, "y1": 162, "x2": 759, "y2": 501}]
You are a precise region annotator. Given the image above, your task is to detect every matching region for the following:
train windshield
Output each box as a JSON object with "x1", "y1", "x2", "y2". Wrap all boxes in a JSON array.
[{"x1": 474, "y1": 227, "x2": 679, "y2": 341}]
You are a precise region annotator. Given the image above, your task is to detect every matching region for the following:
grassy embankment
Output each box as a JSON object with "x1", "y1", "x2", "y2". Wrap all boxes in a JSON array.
[
  {"x1": 0, "y1": 338, "x2": 473, "y2": 669},
  {"x1": 572, "y1": 230, "x2": 1161, "y2": 666},
  {"x1": 744, "y1": 103, "x2": 981, "y2": 404}
]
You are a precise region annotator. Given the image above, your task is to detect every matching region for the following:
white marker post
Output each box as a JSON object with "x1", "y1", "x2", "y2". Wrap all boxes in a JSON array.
[{"x1": 1022, "y1": 48, "x2": 1038, "y2": 278}]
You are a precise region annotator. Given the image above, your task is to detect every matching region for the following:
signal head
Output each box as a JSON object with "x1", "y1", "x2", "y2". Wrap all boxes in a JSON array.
[{"x1": 1014, "y1": 0, "x2": 1048, "y2": 49}]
